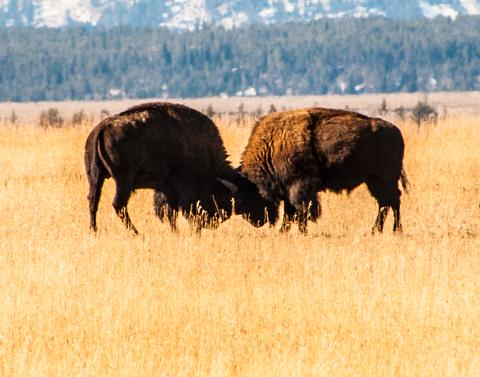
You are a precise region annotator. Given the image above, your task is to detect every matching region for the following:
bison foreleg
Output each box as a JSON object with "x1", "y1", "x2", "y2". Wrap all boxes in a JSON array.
[
  {"x1": 167, "y1": 206, "x2": 179, "y2": 232},
  {"x1": 153, "y1": 191, "x2": 179, "y2": 232},
  {"x1": 372, "y1": 206, "x2": 389, "y2": 234},
  {"x1": 153, "y1": 191, "x2": 168, "y2": 220},
  {"x1": 297, "y1": 206, "x2": 309, "y2": 234},
  {"x1": 308, "y1": 195, "x2": 321, "y2": 222},
  {"x1": 288, "y1": 180, "x2": 318, "y2": 234},
  {"x1": 280, "y1": 200, "x2": 295, "y2": 233},
  {"x1": 116, "y1": 206, "x2": 138, "y2": 235},
  {"x1": 112, "y1": 184, "x2": 138, "y2": 234}
]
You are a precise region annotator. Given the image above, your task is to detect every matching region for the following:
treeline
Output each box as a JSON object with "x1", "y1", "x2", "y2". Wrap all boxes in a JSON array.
[{"x1": 1, "y1": 16, "x2": 480, "y2": 101}]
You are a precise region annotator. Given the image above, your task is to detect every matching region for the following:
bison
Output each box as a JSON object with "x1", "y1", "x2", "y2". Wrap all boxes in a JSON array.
[
  {"x1": 239, "y1": 107, "x2": 409, "y2": 233},
  {"x1": 84, "y1": 102, "x2": 275, "y2": 234}
]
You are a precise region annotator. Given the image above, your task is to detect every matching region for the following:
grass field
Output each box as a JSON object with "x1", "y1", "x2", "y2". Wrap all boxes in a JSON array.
[{"x1": 0, "y1": 102, "x2": 479, "y2": 376}]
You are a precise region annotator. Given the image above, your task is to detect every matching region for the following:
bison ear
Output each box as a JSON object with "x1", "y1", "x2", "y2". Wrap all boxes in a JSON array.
[{"x1": 217, "y1": 178, "x2": 238, "y2": 194}]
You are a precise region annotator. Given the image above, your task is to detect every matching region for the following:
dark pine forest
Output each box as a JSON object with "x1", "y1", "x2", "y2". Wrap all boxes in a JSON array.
[{"x1": 1, "y1": 16, "x2": 479, "y2": 101}]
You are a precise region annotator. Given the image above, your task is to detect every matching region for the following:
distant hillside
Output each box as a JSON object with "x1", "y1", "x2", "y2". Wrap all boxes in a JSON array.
[
  {"x1": 1, "y1": 16, "x2": 479, "y2": 101},
  {"x1": 1, "y1": 0, "x2": 480, "y2": 29}
]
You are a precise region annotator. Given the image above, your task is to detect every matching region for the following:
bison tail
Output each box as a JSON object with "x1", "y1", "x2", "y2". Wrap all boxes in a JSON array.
[
  {"x1": 93, "y1": 127, "x2": 114, "y2": 179},
  {"x1": 400, "y1": 167, "x2": 410, "y2": 194}
]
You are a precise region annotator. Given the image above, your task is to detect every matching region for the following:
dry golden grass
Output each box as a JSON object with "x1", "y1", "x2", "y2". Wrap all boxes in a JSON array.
[{"x1": 0, "y1": 111, "x2": 479, "y2": 376}]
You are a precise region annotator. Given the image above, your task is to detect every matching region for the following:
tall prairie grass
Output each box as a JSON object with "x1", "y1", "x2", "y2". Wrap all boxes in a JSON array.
[{"x1": 0, "y1": 112, "x2": 478, "y2": 376}]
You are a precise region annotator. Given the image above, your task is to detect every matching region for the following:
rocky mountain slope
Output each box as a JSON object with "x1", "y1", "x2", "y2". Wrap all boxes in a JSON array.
[{"x1": 1, "y1": 0, "x2": 479, "y2": 29}]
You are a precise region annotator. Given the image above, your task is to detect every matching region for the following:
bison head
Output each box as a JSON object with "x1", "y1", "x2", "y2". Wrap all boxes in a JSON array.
[{"x1": 218, "y1": 177, "x2": 278, "y2": 227}]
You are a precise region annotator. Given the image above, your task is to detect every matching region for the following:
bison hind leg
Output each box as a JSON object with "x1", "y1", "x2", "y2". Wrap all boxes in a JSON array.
[
  {"x1": 366, "y1": 175, "x2": 402, "y2": 234},
  {"x1": 87, "y1": 165, "x2": 107, "y2": 232}
]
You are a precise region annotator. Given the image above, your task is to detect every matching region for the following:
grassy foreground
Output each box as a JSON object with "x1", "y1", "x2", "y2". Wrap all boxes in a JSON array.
[{"x1": 0, "y1": 115, "x2": 479, "y2": 376}]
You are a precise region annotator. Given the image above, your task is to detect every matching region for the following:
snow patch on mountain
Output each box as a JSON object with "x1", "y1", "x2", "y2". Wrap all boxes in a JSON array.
[
  {"x1": 352, "y1": 6, "x2": 385, "y2": 17},
  {"x1": 217, "y1": 12, "x2": 248, "y2": 29},
  {"x1": 320, "y1": 0, "x2": 332, "y2": 11},
  {"x1": 459, "y1": 0, "x2": 480, "y2": 14},
  {"x1": 1, "y1": 0, "x2": 480, "y2": 29},
  {"x1": 259, "y1": 7, "x2": 277, "y2": 19},
  {"x1": 160, "y1": 0, "x2": 211, "y2": 30},
  {"x1": 283, "y1": 1, "x2": 296, "y2": 13},
  {"x1": 419, "y1": 2, "x2": 458, "y2": 19},
  {"x1": 32, "y1": 0, "x2": 105, "y2": 27}
]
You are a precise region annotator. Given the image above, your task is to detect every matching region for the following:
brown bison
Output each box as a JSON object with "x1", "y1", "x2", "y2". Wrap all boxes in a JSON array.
[
  {"x1": 84, "y1": 102, "x2": 275, "y2": 234},
  {"x1": 239, "y1": 107, "x2": 409, "y2": 233}
]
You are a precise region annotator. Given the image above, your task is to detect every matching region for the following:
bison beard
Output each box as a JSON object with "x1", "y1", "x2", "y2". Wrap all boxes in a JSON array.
[
  {"x1": 239, "y1": 107, "x2": 409, "y2": 234},
  {"x1": 84, "y1": 102, "x2": 274, "y2": 234}
]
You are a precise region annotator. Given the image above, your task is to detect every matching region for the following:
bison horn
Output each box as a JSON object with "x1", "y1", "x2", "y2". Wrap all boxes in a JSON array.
[{"x1": 217, "y1": 178, "x2": 238, "y2": 194}]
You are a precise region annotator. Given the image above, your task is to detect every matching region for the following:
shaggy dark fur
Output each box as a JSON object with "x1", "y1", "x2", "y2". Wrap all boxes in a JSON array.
[
  {"x1": 240, "y1": 107, "x2": 409, "y2": 233},
  {"x1": 84, "y1": 102, "x2": 274, "y2": 234}
]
